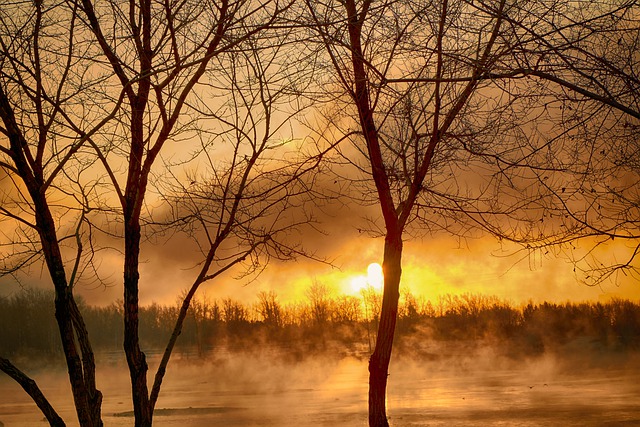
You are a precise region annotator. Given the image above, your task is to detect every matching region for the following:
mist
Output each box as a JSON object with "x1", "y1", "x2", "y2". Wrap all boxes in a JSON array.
[
  {"x1": 2, "y1": 341, "x2": 638, "y2": 426},
  {"x1": 1, "y1": 288, "x2": 639, "y2": 426}
]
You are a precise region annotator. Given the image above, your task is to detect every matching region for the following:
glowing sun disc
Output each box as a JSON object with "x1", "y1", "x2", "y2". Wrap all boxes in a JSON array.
[{"x1": 367, "y1": 262, "x2": 384, "y2": 289}]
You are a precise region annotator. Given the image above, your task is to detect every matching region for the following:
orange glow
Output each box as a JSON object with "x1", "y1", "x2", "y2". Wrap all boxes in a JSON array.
[
  {"x1": 35, "y1": 233, "x2": 640, "y2": 307},
  {"x1": 349, "y1": 276, "x2": 369, "y2": 294},
  {"x1": 347, "y1": 262, "x2": 384, "y2": 294}
]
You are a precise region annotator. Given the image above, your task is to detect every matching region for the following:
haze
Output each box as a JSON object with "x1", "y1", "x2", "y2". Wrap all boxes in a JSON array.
[{"x1": 1, "y1": 0, "x2": 639, "y2": 425}]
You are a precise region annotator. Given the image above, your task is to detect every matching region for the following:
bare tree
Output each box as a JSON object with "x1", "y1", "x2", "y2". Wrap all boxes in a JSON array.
[
  {"x1": 1, "y1": 1, "x2": 108, "y2": 424},
  {"x1": 257, "y1": 291, "x2": 284, "y2": 327},
  {"x1": 67, "y1": 0, "x2": 308, "y2": 424},
  {"x1": 303, "y1": 0, "x2": 638, "y2": 425},
  {"x1": 2, "y1": 0, "x2": 319, "y2": 425},
  {"x1": 147, "y1": 32, "x2": 324, "y2": 411},
  {"x1": 479, "y1": 2, "x2": 640, "y2": 285}
]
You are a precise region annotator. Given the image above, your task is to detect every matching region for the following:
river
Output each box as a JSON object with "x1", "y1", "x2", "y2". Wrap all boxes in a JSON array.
[{"x1": 1, "y1": 349, "x2": 639, "y2": 426}]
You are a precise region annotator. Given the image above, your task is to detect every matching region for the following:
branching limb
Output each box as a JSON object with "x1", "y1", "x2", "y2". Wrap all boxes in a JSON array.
[{"x1": 0, "y1": 357, "x2": 66, "y2": 427}]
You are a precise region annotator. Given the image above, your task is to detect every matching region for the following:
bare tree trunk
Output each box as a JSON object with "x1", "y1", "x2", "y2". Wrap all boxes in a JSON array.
[
  {"x1": 0, "y1": 358, "x2": 66, "y2": 427},
  {"x1": 121, "y1": 58, "x2": 153, "y2": 423},
  {"x1": 39, "y1": 201, "x2": 102, "y2": 426},
  {"x1": 124, "y1": 205, "x2": 152, "y2": 427},
  {"x1": 368, "y1": 234, "x2": 402, "y2": 427},
  {"x1": 340, "y1": 2, "x2": 402, "y2": 423},
  {"x1": 69, "y1": 298, "x2": 103, "y2": 425},
  {"x1": 31, "y1": 194, "x2": 100, "y2": 427},
  {"x1": 0, "y1": 86, "x2": 102, "y2": 427},
  {"x1": 53, "y1": 292, "x2": 98, "y2": 427}
]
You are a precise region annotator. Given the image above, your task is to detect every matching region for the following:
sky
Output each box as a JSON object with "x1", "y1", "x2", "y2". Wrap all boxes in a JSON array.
[
  {"x1": 2, "y1": 196, "x2": 637, "y2": 308},
  {"x1": 108, "y1": 230, "x2": 640, "y2": 306},
  {"x1": 0, "y1": 0, "x2": 638, "y2": 310},
  {"x1": 1, "y1": 113, "x2": 638, "y2": 309}
]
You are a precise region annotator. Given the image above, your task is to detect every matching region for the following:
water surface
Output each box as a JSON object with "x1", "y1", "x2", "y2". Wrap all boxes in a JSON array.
[{"x1": 1, "y1": 351, "x2": 638, "y2": 426}]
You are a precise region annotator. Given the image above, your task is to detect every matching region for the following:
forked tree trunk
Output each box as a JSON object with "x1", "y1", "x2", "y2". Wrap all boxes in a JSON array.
[
  {"x1": 368, "y1": 234, "x2": 403, "y2": 427},
  {"x1": 39, "y1": 204, "x2": 102, "y2": 427},
  {"x1": 53, "y1": 291, "x2": 102, "y2": 427}
]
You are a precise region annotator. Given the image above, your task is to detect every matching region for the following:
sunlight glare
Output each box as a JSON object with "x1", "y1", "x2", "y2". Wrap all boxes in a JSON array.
[
  {"x1": 367, "y1": 262, "x2": 384, "y2": 289},
  {"x1": 347, "y1": 262, "x2": 384, "y2": 294},
  {"x1": 350, "y1": 276, "x2": 369, "y2": 293}
]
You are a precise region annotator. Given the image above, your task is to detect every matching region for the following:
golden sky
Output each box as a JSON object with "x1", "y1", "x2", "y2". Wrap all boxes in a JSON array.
[
  {"x1": 4, "y1": 203, "x2": 636, "y2": 308},
  {"x1": 1, "y1": 126, "x2": 638, "y2": 308},
  {"x1": 146, "y1": 237, "x2": 637, "y2": 306},
  {"x1": 1, "y1": 25, "x2": 638, "y2": 309}
]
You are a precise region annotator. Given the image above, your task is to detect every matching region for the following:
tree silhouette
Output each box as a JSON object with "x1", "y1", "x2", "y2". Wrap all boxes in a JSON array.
[
  {"x1": 487, "y1": 3, "x2": 640, "y2": 285},
  {"x1": 1, "y1": 1, "x2": 105, "y2": 423},
  {"x1": 1, "y1": 0, "x2": 315, "y2": 425},
  {"x1": 303, "y1": 0, "x2": 638, "y2": 424}
]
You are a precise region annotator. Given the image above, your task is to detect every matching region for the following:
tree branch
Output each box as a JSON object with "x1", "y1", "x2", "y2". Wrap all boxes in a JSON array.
[
  {"x1": 384, "y1": 68, "x2": 640, "y2": 120},
  {"x1": 0, "y1": 357, "x2": 66, "y2": 427}
]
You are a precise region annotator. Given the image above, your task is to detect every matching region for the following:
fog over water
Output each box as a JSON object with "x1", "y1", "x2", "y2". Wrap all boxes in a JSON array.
[{"x1": 1, "y1": 345, "x2": 639, "y2": 426}]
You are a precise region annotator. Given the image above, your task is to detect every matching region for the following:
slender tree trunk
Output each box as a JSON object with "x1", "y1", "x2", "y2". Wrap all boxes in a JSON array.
[
  {"x1": 40, "y1": 204, "x2": 102, "y2": 427},
  {"x1": 150, "y1": 282, "x2": 201, "y2": 411},
  {"x1": 36, "y1": 197, "x2": 101, "y2": 426},
  {"x1": 368, "y1": 233, "x2": 403, "y2": 427},
  {"x1": 1, "y1": 66, "x2": 103, "y2": 427},
  {"x1": 340, "y1": 2, "x2": 405, "y2": 424},
  {"x1": 53, "y1": 292, "x2": 95, "y2": 426},
  {"x1": 123, "y1": 212, "x2": 152, "y2": 427},
  {"x1": 120, "y1": 69, "x2": 153, "y2": 422},
  {"x1": 69, "y1": 298, "x2": 103, "y2": 425}
]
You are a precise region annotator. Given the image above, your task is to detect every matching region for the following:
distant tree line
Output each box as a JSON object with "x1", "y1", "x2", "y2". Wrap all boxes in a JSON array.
[{"x1": 1, "y1": 286, "x2": 639, "y2": 362}]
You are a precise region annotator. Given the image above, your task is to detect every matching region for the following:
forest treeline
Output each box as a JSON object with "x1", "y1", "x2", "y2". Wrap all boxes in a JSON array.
[{"x1": 1, "y1": 286, "x2": 639, "y2": 362}]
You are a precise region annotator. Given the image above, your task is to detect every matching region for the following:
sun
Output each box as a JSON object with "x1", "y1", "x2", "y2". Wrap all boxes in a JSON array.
[
  {"x1": 366, "y1": 262, "x2": 384, "y2": 289},
  {"x1": 349, "y1": 262, "x2": 384, "y2": 294}
]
